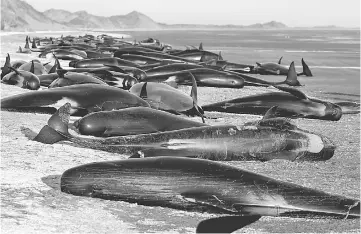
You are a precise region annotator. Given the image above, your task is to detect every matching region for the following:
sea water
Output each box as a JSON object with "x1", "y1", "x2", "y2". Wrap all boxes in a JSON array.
[{"x1": 117, "y1": 29, "x2": 360, "y2": 101}]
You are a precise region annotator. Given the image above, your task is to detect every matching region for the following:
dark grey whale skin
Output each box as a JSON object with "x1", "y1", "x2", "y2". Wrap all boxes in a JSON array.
[
  {"x1": 32, "y1": 103, "x2": 336, "y2": 162},
  {"x1": 60, "y1": 157, "x2": 360, "y2": 225}
]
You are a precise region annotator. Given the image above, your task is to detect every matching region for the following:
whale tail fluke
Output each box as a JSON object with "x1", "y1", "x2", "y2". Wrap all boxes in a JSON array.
[
  {"x1": 33, "y1": 103, "x2": 72, "y2": 144},
  {"x1": 298, "y1": 58, "x2": 313, "y2": 77},
  {"x1": 196, "y1": 215, "x2": 261, "y2": 233},
  {"x1": 284, "y1": 61, "x2": 302, "y2": 86}
]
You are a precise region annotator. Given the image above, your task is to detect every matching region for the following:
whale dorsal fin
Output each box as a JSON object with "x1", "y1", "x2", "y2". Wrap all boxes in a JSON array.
[
  {"x1": 278, "y1": 56, "x2": 283, "y2": 64},
  {"x1": 30, "y1": 60, "x2": 35, "y2": 74},
  {"x1": 199, "y1": 42, "x2": 203, "y2": 51},
  {"x1": 196, "y1": 215, "x2": 261, "y2": 233},
  {"x1": 56, "y1": 69, "x2": 68, "y2": 78},
  {"x1": 32, "y1": 38, "x2": 37, "y2": 48},
  {"x1": 24, "y1": 36, "x2": 30, "y2": 49},
  {"x1": 4, "y1": 53, "x2": 10, "y2": 67},
  {"x1": 218, "y1": 51, "x2": 223, "y2": 61},
  {"x1": 48, "y1": 54, "x2": 61, "y2": 74},
  {"x1": 273, "y1": 85, "x2": 308, "y2": 100},
  {"x1": 5, "y1": 53, "x2": 10, "y2": 65},
  {"x1": 256, "y1": 62, "x2": 262, "y2": 67},
  {"x1": 189, "y1": 72, "x2": 205, "y2": 123},
  {"x1": 284, "y1": 61, "x2": 302, "y2": 86},
  {"x1": 1, "y1": 54, "x2": 11, "y2": 78},
  {"x1": 140, "y1": 82, "x2": 148, "y2": 99},
  {"x1": 301, "y1": 58, "x2": 313, "y2": 77}
]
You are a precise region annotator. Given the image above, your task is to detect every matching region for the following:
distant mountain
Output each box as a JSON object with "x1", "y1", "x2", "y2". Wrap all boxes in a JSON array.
[
  {"x1": 1, "y1": 0, "x2": 288, "y2": 31},
  {"x1": 1, "y1": 0, "x2": 67, "y2": 31},
  {"x1": 246, "y1": 21, "x2": 287, "y2": 29},
  {"x1": 1, "y1": 0, "x2": 161, "y2": 31},
  {"x1": 160, "y1": 21, "x2": 287, "y2": 29},
  {"x1": 43, "y1": 9, "x2": 161, "y2": 30}
]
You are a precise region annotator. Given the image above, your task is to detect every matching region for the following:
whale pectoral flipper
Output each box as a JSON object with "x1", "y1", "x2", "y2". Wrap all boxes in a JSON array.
[{"x1": 196, "y1": 215, "x2": 261, "y2": 233}]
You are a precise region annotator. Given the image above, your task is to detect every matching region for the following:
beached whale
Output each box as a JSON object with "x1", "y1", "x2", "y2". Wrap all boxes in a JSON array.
[
  {"x1": 253, "y1": 57, "x2": 313, "y2": 76},
  {"x1": 60, "y1": 156, "x2": 360, "y2": 233},
  {"x1": 202, "y1": 85, "x2": 343, "y2": 121},
  {"x1": 1, "y1": 84, "x2": 150, "y2": 116},
  {"x1": 141, "y1": 68, "x2": 245, "y2": 88},
  {"x1": 32, "y1": 103, "x2": 335, "y2": 162},
  {"x1": 73, "y1": 107, "x2": 207, "y2": 137}
]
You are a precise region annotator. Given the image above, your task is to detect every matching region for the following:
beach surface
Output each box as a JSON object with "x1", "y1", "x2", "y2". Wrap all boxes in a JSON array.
[{"x1": 1, "y1": 31, "x2": 360, "y2": 233}]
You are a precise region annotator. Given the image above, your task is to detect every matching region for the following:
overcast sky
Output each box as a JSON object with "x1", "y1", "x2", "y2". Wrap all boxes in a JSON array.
[{"x1": 24, "y1": 0, "x2": 360, "y2": 27}]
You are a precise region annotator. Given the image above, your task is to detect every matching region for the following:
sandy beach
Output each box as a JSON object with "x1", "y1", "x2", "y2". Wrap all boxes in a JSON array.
[{"x1": 0, "y1": 31, "x2": 360, "y2": 233}]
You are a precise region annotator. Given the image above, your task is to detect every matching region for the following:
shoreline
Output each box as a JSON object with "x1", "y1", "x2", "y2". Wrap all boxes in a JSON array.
[{"x1": 1, "y1": 27, "x2": 359, "y2": 35}]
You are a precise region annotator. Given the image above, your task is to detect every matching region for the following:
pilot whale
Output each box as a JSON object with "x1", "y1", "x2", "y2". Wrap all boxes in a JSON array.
[
  {"x1": 202, "y1": 85, "x2": 343, "y2": 121},
  {"x1": 1, "y1": 84, "x2": 150, "y2": 116},
  {"x1": 73, "y1": 107, "x2": 207, "y2": 137},
  {"x1": 253, "y1": 57, "x2": 313, "y2": 77},
  {"x1": 60, "y1": 157, "x2": 360, "y2": 233},
  {"x1": 32, "y1": 104, "x2": 336, "y2": 162}
]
